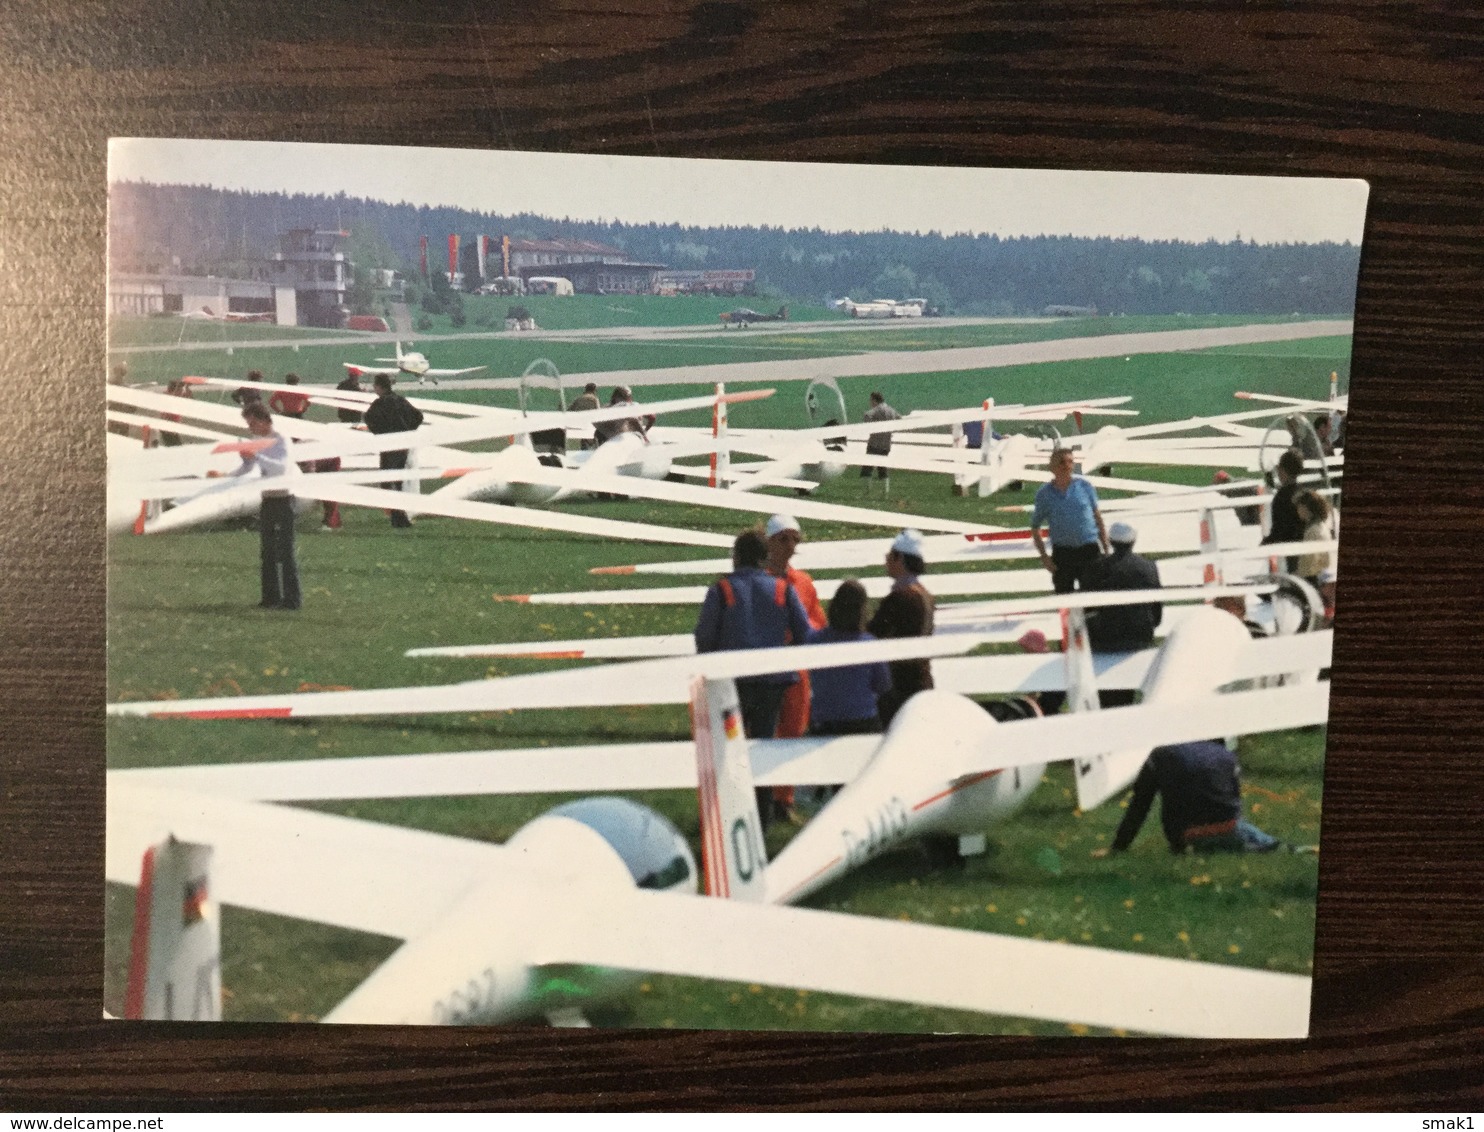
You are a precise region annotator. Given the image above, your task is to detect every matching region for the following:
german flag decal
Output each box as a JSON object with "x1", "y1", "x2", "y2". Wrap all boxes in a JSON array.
[
  {"x1": 722, "y1": 709, "x2": 741, "y2": 740},
  {"x1": 182, "y1": 877, "x2": 208, "y2": 925}
]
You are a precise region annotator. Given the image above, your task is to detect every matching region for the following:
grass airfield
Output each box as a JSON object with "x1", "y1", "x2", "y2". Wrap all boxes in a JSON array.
[{"x1": 104, "y1": 316, "x2": 1340, "y2": 1033}]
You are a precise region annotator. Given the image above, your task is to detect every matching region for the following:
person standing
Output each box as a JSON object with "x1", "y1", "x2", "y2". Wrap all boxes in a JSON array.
[
  {"x1": 594, "y1": 386, "x2": 650, "y2": 445},
  {"x1": 807, "y1": 579, "x2": 891, "y2": 735},
  {"x1": 765, "y1": 515, "x2": 829, "y2": 821},
  {"x1": 335, "y1": 372, "x2": 366, "y2": 423},
  {"x1": 268, "y1": 373, "x2": 311, "y2": 419},
  {"x1": 695, "y1": 529, "x2": 813, "y2": 825},
  {"x1": 569, "y1": 382, "x2": 602, "y2": 449},
  {"x1": 1030, "y1": 448, "x2": 1109, "y2": 715},
  {"x1": 1031, "y1": 447, "x2": 1110, "y2": 596},
  {"x1": 160, "y1": 379, "x2": 192, "y2": 446},
  {"x1": 1292, "y1": 490, "x2": 1334, "y2": 586},
  {"x1": 228, "y1": 403, "x2": 301, "y2": 610},
  {"x1": 860, "y1": 391, "x2": 900, "y2": 490},
  {"x1": 867, "y1": 528, "x2": 936, "y2": 726},
  {"x1": 364, "y1": 373, "x2": 424, "y2": 528},
  {"x1": 1262, "y1": 448, "x2": 1307, "y2": 573},
  {"x1": 1079, "y1": 520, "x2": 1163, "y2": 707}
]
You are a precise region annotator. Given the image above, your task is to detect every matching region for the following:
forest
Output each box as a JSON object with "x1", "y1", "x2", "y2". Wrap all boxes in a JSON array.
[{"x1": 109, "y1": 181, "x2": 1361, "y2": 317}]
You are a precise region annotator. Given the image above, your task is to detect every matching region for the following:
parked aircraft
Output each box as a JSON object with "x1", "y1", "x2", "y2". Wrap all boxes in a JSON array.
[
  {"x1": 719, "y1": 305, "x2": 788, "y2": 327},
  {"x1": 181, "y1": 306, "x2": 273, "y2": 324},
  {"x1": 343, "y1": 341, "x2": 486, "y2": 385},
  {"x1": 109, "y1": 610, "x2": 1324, "y2": 1033},
  {"x1": 837, "y1": 297, "x2": 924, "y2": 319}
]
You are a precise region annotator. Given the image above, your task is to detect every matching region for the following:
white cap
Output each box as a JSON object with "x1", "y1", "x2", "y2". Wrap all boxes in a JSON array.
[
  {"x1": 891, "y1": 528, "x2": 924, "y2": 558},
  {"x1": 765, "y1": 514, "x2": 801, "y2": 538},
  {"x1": 1108, "y1": 521, "x2": 1138, "y2": 545}
]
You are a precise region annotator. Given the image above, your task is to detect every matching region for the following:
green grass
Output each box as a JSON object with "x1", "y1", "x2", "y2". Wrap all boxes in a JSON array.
[
  {"x1": 106, "y1": 309, "x2": 1345, "y2": 394},
  {"x1": 104, "y1": 324, "x2": 1336, "y2": 1032}
]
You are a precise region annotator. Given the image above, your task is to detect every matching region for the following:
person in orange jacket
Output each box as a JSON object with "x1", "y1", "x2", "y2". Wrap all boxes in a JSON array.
[{"x1": 764, "y1": 514, "x2": 828, "y2": 822}]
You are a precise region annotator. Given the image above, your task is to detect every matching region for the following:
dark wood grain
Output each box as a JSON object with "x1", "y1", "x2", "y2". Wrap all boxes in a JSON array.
[{"x1": 2, "y1": 0, "x2": 1482, "y2": 1110}]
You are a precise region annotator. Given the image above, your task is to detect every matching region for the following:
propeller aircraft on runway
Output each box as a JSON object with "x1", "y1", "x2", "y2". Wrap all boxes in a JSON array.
[
  {"x1": 343, "y1": 341, "x2": 487, "y2": 385},
  {"x1": 719, "y1": 305, "x2": 788, "y2": 327}
]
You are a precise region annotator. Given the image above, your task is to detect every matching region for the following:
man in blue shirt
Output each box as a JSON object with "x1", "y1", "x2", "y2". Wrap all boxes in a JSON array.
[{"x1": 1031, "y1": 447, "x2": 1110, "y2": 596}]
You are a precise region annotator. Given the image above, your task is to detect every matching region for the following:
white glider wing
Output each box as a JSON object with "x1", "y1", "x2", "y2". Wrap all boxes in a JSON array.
[{"x1": 107, "y1": 782, "x2": 501, "y2": 940}]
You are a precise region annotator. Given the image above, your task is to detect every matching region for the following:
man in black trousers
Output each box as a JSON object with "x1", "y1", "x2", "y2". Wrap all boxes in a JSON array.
[{"x1": 364, "y1": 373, "x2": 424, "y2": 528}]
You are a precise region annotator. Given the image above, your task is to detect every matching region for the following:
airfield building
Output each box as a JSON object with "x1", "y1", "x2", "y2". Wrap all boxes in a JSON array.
[{"x1": 107, "y1": 228, "x2": 359, "y2": 329}]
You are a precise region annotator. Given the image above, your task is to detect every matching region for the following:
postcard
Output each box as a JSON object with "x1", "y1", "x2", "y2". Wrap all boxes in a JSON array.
[{"x1": 106, "y1": 139, "x2": 1366, "y2": 1035}]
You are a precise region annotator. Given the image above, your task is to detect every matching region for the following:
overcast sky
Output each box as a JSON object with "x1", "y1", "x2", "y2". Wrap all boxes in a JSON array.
[{"x1": 110, "y1": 139, "x2": 1370, "y2": 245}]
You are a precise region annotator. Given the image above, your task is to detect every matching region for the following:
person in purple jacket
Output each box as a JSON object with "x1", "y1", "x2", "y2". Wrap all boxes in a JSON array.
[{"x1": 806, "y1": 579, "x2": 892, "y2": 736}]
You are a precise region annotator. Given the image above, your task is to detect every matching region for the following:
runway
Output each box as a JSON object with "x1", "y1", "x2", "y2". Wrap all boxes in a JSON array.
[{"x1": 442, "y1": 319, "x2": 1352, "y2": 390}]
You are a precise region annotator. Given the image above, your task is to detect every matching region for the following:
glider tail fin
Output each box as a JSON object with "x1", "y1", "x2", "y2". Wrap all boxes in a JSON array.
[
  {"x1": 124, "y1": 837, "x2": 220, "y2": 1021},
  {"x1": 976, "y1": 397, "x2": 996, "y2": 496},
  {"x1": 689, "y1": 676, "x2": 767, "y2": 902},
  {"x1": 710, "y1": 383, "x2": 730, "y2": 489},
  {"x1": 1063, "y1": 605, "x2": 1116, "y2": 813},
  {"x1": 1062, "y1": 606, "x2": 1100, "y2": 716},
  {"x1": 1199, "y1": 505, "x2": 1224, "y2": 586}
]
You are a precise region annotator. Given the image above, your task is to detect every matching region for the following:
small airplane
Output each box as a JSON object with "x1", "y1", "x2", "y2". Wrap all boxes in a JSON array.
[
  {"x1": 343, "y1": 341, "x2": 486, "y2": 385},
  {"x1": 109, "y1": 608, "x2": 1324, "y2": 1033},
  {"x1": 719, "y1": 305, "x2": 788, "y2": 328},
  {"x1": 181, "y1": 306, "x2": 273, "y2": 324},
  {"x1": 836, "y1": 297, "x2": 924, "y2": 319}
]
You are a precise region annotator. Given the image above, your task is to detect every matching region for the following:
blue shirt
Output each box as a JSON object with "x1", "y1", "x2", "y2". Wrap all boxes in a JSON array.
[
  {"x1": 1031, "y1": 476, "x2": 1100, "y2": 548},
  {"x1": 694, "y1": 567, "x2": 813, "y2": 686},
  {"x1": 806, "y1": 627, "x2": 892, "y2": 726}
]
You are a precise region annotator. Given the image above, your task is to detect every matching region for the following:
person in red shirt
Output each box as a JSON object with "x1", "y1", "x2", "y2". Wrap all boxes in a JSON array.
[
  {"x1": 268, "y1": 373, "x2": 312, "y2": 419},
  {"x1": 765, "y1": 514, "x2": 828, "y2": 822}
]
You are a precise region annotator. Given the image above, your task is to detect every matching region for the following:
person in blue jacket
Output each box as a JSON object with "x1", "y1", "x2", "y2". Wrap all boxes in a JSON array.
[{"x1": 695, "y1": 529, "x2": 814, "y2": 742}]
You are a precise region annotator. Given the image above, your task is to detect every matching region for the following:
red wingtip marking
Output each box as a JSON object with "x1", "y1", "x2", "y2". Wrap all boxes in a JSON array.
[
  {"x1": 181, "y1": 376, "x2": 208, "y2": 385},
  {"x1": 589, "y1": 565, "x2": 637, "y2": 575},
  {"x1": 1234, "y1": 391, "x2": 1253, "y2": 399},
  {"x1": 964, "y1": 528, "x2": 1036, "y2": 543},
  {"x1": 153, "y1": 707, "x2": 293, "y2": 720},
  {"x1": 133, "y1": 501, "x2": 148, "y2": 536},
  {"x1": 124, "y1": 845, "x2": 157, "y2": 1019},
  {"x1": 718, "y1": 389, "x2": 774, "y2": 405},
  {"x1": 491, "y1": 594, "x2": 531, "y2": 603},
  {"x1": 527, "y1": 651, "x2": 585, "y2": 659}
]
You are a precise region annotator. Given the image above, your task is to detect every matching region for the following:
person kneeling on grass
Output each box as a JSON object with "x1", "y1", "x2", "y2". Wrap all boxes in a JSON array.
[{"x1": 1090, "y1": 740, "x2": 1313, "y2": 857}]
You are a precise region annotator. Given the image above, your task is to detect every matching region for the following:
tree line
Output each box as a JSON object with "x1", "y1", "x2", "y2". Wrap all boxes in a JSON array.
[{"x1": 109, "y1": 181, "x2": 1361, "y2": 316}]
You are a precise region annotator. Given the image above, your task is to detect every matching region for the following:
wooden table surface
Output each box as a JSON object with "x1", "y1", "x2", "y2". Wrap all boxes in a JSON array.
[{"x1": 1, "y1": 1, "x2": 1481, "y2": 1111}]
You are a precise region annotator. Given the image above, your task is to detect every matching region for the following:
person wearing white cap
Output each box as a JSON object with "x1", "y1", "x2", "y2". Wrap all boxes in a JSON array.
[
  {"x1": 1079, "y1": 519, "x2": 1162, "y2": 707},
  {"x1": 1031, "y1": 447, "x2": 1110, "y2": 595},
  {"x1": 866, "y1": 528, "x2": 936, "y2": 725},
  {"x1": 764, "y1": 515, "x2": 828, "y2": 823}
]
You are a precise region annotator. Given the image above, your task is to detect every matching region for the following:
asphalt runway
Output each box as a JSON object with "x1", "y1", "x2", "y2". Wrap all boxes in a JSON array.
[
  {"x1": 444, "y1": 318, "x2": 1352, "y2": 391},
  {"x1": 108, "y1": 315, "x2": 1048, "y2": 355}
]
